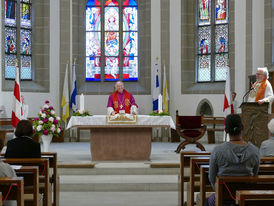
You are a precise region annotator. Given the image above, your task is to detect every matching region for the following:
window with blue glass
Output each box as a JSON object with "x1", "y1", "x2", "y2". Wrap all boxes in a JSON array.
[
  {"x1": 85, "y1": 0, "x2": 138, "y2": 82},
  {"x1": 197, "y1": 0, "x2": 229, "y2": 82},
  {"x1": 4, "y1": 0, "x2": 32, "y2": 80}
]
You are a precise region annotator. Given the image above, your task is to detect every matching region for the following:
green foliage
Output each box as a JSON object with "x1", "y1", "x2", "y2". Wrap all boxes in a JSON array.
[
  {"x1": 149, "y1": 111, "x2": 170, "y2": 116},
  {"x1": 73, "y1": 110, "x2": 92, "y2": 117}
]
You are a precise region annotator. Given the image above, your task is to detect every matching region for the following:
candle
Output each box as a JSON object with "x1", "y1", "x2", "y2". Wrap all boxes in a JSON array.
[
  {"x1": 158, "y1": 94, "x2": 163, "y2": 113},
  {"x1": 80, "y1": 93, "x2": 85, "y2": 111}
]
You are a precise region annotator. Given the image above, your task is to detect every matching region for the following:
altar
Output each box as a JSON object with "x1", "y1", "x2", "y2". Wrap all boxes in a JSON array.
[{"x1": 67, "y1": 115, "x2": 175, "y2": 161}]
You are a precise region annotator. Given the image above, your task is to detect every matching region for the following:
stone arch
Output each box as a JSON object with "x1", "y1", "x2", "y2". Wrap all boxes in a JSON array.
[{"x1": 196, "y1": 99, "x2": 213, "y2": 116}]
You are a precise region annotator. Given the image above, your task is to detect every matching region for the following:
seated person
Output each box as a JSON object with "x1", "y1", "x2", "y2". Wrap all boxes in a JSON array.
[
  {"x1": 205, "y1": 114, "x2": 260, "y2": 206},
  {"x1": 107, "y1": 81, "x2": 138, "y2": 115},
  {"x1": 0, "y1": 138, "x2": 16, "y2": 177},
  {"x1": 260, "y1": 118, "x2": 274, "y2": 157},
  {"x1": 5, "y1": 120, "x2": 41, "y2": 158}
]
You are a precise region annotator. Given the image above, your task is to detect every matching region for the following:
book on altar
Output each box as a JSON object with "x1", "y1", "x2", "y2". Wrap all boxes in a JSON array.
[{"x1": 106, "y1": 113, "x2": 138, "y2": 124}]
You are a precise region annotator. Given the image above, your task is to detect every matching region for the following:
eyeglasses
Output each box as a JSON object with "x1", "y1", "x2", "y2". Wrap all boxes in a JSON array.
[{"x1": 256, "y1": 73, "x2": 264, "y2": 76}]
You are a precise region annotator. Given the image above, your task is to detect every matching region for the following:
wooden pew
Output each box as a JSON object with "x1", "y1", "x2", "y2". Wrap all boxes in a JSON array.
[
  {"x1": 41, "y1": 152, "x2": 59, "y2": 206},
  {"x1": 15, "y1": 166, "x2": 40, "y2": 206},
  {"x1": 236, "y1": 190, "x2": 274, "y2": 206},
  {"x1": 199, "y1": 164, "x2": 274, "y2": 206},
  {"x1": 187, "y1": 156, "x2": 210, "y2": 206},
  {"x1": 203, "y1": 117, "x2": 224, "y2": 143},
  {"x1": 0, "y1": 192, "x2": 2, "y2": 206},
  {"x1": 178, "y1": 151, "x2": 210, "y2": 206},
  {"x1": 0, "y1": 177, "x2": 24, "y2": 206},
  {"x1": 216, "y1": 175, "x2": 274, "y2": 206},
  {"x1": 3, "y1": 158, "x2": 51, "y2": 206}
]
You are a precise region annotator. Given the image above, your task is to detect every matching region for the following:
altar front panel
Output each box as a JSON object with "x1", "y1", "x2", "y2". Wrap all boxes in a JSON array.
[{"x1": 90, "y1": 127, "x2": 152, "y2": 161}]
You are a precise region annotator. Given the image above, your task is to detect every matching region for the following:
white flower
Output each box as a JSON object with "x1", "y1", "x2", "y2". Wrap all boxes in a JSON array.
[
  {"x1": 41, "y1": 113, "x2": 46, "y2": 118},
  {"x1": 43, "y1": 104, "x2": 49, "y2": 109},
  {"x1": 79, "y1": 110, "x2": 84, "y2": 114},
  {"x1": 51, "y1": 110, "x2": 55, "y2": 115},
  {"x1": 56, "y1": 116, "x2": 61, "y2": 121},
  {"x1": 50, "y1": 125, "x2": 56, "y2": 132},
  {"x1": 37, "y1": 125, "x2": 42, "y2": 131},
  {"x1": 39, "y1": 111, "x2": 43, "y2": 115},
  {"x1": 49, "y1": 117, "x2": 54, "y2": 122},
  {"x1": 57, "y1": 128, "x2": 61, "y2": 133},
  {"x1": 39, "y1": 121, "x2": 43, "y2": 124}
]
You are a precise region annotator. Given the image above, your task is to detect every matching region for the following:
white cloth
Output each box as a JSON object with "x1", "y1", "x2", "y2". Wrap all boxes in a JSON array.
[
  {"x1": 231, "y1": 100, "x2": 238, "y2": 114},
  {"x1": 66, "y1": 115, "x2": 176, "y2": 130}
]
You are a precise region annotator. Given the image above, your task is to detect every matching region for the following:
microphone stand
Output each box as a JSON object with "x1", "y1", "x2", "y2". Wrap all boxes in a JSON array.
[{"x1": 242, "y1": 88, "x2": 254, "y2": 103}]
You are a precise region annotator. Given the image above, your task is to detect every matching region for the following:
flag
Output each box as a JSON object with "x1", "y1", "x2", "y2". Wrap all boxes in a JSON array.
[
  {"x1": 152, "y1": 61, "x2": 160, "y2": 111},
  {"x1": 61, "y1": 64, "x2": 70, "y2": 122},
  {"x1": 163, "y1": 64, "x2": 169, "y2": 113},
  {"x1": 70, "y1": 60, "x2": 77, "y2": 111},
  {"x1": 223, "y1": 68, "x2": 232, "y2": 117},
  {"x1": 11, "y1": 64, "x2": 22, "y2": 128}
]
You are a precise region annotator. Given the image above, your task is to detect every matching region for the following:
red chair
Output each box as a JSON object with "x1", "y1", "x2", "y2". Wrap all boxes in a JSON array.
[{"x1": 175, "y1": 110, "x2": 206, "y2": 153}]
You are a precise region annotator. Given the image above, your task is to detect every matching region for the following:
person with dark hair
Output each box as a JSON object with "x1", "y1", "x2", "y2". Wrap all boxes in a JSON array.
[
  {"x1": 205, "y1": 114, "x2": 260, "y2": 206},
  {"x1": 5, "y1": 120, "x2": 41, "y2": 158}
]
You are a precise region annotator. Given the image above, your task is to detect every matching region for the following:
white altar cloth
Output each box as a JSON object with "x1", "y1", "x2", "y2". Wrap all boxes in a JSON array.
[{"x1": 66, "y1": 115, "x2": 175, "y2": 129}]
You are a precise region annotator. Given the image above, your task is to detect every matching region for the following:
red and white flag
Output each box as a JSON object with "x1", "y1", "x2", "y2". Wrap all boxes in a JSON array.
[
  {"x1": 11, "y1": 64, "x2": 23, "y2": 128},
  {"x1": 223, "y1": 68, "x2": 233, "y2": 117}
]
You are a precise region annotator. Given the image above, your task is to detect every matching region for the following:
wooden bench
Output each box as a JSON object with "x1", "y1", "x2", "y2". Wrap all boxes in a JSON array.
[
  {"x1": 203, "y1": 117, "x2": 224, "y2": 143},
  {"x1": 0, "y1": 192, "x2": 2, "y2": 206},
  {"x1": 15, "y1": 166, "x2": 40, "y2": 206},
  {"x1": 41, "y1": 152, "x2": 59, "y2": 206},
  {"x1": 187, "y1": 156, "x2": 211, "y2": 206},
  {"x1": 216, "y1": 175, "x2": 274, "y2": 206},
  {"x1": 236, "y1": 190, "x2": 274, "y2": 206},
  {"x1": 2, "y1": 158, "x2": 51, "y2": 206},
  {"x1": 178, "y1": 151, "x2": 210, "y2": 206},
  {"x1": 199, "y1": 164, "x2": 274, "y2": 206},
  {"x1": 0, "y1": 177, "x2": 24, "y2": 206}
]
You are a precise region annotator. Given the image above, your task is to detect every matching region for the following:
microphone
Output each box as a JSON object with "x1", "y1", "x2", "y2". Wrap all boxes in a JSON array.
[{"x1": 242, "y1": 87, "x2": 254, "y2": 103}]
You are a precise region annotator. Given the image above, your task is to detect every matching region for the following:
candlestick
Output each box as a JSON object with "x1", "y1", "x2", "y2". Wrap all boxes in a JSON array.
[
  {"x1": 80, "y1": 93, "x2": 85, "y2": 111},
  {"x1": 158, "y1": 94, "x2": 163, "y2": 113}
]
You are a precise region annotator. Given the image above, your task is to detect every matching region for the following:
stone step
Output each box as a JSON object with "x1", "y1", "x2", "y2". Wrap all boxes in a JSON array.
[
  {"x1": 60, "y1": 174, "x2": 178, "y2": 192},
  {"x1": 58, "y1": 162, "x2": 180, "y2": 175}
]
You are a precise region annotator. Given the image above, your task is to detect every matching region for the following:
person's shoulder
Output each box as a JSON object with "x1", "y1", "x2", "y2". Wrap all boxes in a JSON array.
[{"x1": 212, "y1": 143, "x2": 228, "y2": 153}]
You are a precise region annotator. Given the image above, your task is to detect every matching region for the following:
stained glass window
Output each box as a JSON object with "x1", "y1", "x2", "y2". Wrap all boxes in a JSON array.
[
  {"x1": 85, "y1": 0, "x2": 138, "y2": 82},
  {"x1": 197, "y1": 0, "x2": 229, "y2": 82},
  {"x1": 4, "y1": 0, "x2": 32, "y2": 80}
]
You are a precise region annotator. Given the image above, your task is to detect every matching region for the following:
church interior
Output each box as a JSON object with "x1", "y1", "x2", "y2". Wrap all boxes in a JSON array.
[{"x1": 1, "y1": 0, "x2": 274, "y2": 205}]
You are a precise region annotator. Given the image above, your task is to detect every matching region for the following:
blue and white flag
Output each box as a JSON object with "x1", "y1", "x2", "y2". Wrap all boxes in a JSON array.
[
  {"x1": 152, "y1": 61, "x2": 160, "y2": 111},
  {"x1": 70, "y1": 60, "x2": 77, "y2": 111}
]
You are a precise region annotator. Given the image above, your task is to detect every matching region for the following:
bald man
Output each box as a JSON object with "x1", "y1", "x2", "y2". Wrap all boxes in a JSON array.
[{"x1": 107, "y1": 81, "x2": 138, "y2": 116}]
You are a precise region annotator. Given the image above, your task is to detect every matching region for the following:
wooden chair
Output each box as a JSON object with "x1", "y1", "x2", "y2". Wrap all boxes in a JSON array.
[
  {"x1": 0, "y1": 192, "x2": 2, "y2": 206},
  {"x1": 178, "y1": 151, "x2": 210, "y2": 206},
  {"x1": 175, "y1": 111, "x2": 206, "y2": 153},
  {"x1": 0, "y1": 177, "x2": 24, "y2": 206},
  {"x1": 236, "y1": 190, "x2": 274, "y2": 206},
  {"x1": 216, "y1": 175, "x2": 274, "y2": 206}
]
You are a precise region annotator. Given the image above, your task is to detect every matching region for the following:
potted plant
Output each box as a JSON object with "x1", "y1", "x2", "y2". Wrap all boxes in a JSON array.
[{"x1": 33, "y1": 100, "x2": 62, "y2": 151}]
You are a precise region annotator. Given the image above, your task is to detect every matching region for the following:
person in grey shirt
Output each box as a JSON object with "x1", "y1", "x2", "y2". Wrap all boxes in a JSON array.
[
  {"x1": 205, "y1": 114, "x2": 260, "y2": 206},
  {"x1": 0, "y1": 138, "x2": 16, "y2": 177},
  {"x1": 260, "y1": 118, "x2": 274, "y2": 157}
]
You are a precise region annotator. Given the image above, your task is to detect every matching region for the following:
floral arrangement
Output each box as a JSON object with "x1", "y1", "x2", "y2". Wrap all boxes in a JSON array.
[
  {"x1": 73, "y1": 110, "x2": 91, "y2": 117},
  {"x1": 33, "y1": 100, "x2": 62, "y2": 136},
  {"x1": 149, "y1": 111, "x2": 170, "y2": 116}
]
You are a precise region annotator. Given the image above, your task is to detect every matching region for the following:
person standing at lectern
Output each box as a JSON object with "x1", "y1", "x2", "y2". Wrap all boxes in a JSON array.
[
  {"x1": 248, "y1": 67, "x2": 273, "y2": 105},
  {"x1": 107, "y1": 81, "x2": 138, "y2": 116}
]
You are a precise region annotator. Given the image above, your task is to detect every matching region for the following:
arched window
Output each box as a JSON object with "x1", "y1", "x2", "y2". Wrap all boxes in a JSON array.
[
  {"x1": 4, "y1": 0, "x2": 32, "y2": 80},
  {"x1": 197, "y1": 0, "x2": 229, "y2": 82},
  {"x1": 85, "y1": 0, "x2": 138, "y2": 82}
]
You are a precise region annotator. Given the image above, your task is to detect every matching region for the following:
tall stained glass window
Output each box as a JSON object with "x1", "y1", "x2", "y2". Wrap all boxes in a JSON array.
[
  {"x1": 4, "y1": 0, "x2": 32, "y2": 80},
  {"x1": 86, "y1": 0, "x2": 138, "y2": 82},
  {"x1": 197, "y1": 0, "x2": 229, "y2": 82}
]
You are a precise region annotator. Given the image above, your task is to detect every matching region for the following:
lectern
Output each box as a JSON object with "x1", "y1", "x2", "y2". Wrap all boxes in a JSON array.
[{"x1": 240, "y1": 102, "x2": 269, "y2": 148}]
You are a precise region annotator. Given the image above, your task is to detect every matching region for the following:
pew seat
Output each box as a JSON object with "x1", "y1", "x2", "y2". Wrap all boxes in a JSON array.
[{"x1": 236, "y1": 190, "x2": 274, "y2": 206}]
